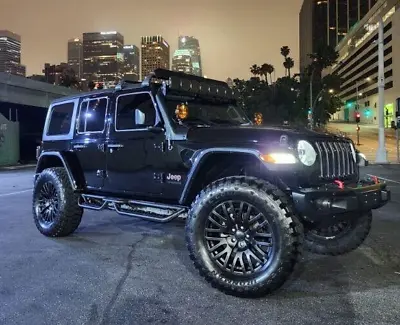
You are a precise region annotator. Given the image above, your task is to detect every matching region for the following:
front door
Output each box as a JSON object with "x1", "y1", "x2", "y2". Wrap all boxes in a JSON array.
[
  {"x1": 105, "y1": 91, "x2": 166, "y2": 197},
  {"x1": 71, "y1": 97, "x2": 109, "y2": 189}
]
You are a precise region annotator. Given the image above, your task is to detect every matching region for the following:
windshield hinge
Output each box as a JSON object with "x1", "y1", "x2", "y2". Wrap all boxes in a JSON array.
[{"x1": 167, "y1": 137, "x2": 173, "y2": 151}]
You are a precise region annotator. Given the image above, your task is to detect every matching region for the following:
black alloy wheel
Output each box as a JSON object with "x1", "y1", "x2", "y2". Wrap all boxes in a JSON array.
[
  {"x1": 304, "y1": 212, "x2": 373, "y2": 256},
  {"x1": 185, "y1": 176, "x2": 303, "y2": 297},
  {"x1": 34, "y1": 181, "x2": 60, "y2": 230},
  {"x1": 204, "y1": 200, "x2": 275, "y2": 276},
  {"x1": 32, "y1": 167, "x2": 83, "y2": 237}
]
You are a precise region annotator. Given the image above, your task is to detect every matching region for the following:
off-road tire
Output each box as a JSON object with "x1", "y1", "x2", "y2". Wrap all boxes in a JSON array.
[
  {"x1": 304, "y1": 211, "x2": 372, "y2": 256},
  {"x1": 32, "y1": 167, "x2": 83, "y2": 237},
  {"x1": 185, "y1": 176, "x2": 303, "y2": 297}
]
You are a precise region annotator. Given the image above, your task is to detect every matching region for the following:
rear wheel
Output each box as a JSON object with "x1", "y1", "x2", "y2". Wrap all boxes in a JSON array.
[
  {"x1": 304, "y1": 212, "x2": 372, "y2": 255},
  {"x1": 185, "y1": 176, "x2": 303, "y2": 297},
  {"x1": 32, "y1": 167, "x2": 83, "y2": 237}
]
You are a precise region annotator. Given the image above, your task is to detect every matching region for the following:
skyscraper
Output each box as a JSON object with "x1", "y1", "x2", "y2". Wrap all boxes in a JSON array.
[
  {"x1": 82, "y1": 31, "x2": 124, "y2": 85},
  {"x1": 68, "y1": 38, "x2": 83, "y2": 79},
  {"x1": 299, "y1": 0, "x2": 379, "y2": 72},
  {"x1": 178, "y1": 36, "x2": 202, "y2": 77},
  {"x1": 171, "y1": 49, "x2": 193, "y2": 74},
  {"x1": 0, "y1": 30, "x2": 26, "y2": 77},
  {"x1": 140, "y1": 35, "x2": 170, "y2": 80},
  {"x1": 122, "y1": 45, "x2": 140, "y2": 81}
]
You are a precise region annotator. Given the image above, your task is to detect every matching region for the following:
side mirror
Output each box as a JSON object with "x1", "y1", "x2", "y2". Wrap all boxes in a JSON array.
[
  {"x1": 135, "y1": 109, "x2": 145, "y2": 125},
  {"x1": 357, "y1": 152, "x2": 368, "y2": 167}
]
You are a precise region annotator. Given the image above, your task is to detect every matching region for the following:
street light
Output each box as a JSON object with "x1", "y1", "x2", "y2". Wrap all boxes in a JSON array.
[
  {"x1": 329, "y1": 89, "x2": 334, "y2": 94},
  {"x1": 375, "y1": 16, "x2": 388, "y2": 163}
]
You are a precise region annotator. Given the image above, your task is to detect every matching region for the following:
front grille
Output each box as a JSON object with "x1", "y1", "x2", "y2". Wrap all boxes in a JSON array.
[{"x1": 314, "y1": 140, "x2": 357, "y2": 179}]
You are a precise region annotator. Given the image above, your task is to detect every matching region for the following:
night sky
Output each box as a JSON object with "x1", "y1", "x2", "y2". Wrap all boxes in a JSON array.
[{"x1": 1, "y1": 0, "x2": 303, "y2": 81}]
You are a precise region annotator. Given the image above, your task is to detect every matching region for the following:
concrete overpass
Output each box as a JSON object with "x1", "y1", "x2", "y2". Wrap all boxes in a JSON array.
[{"x1": 0, "y1": 72, "x2": 79, "y2": 108}]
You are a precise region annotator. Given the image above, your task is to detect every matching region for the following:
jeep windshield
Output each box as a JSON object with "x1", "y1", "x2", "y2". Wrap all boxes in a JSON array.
[{"x1": 164, "y1": 95, "x2": 251, "y2": 127}]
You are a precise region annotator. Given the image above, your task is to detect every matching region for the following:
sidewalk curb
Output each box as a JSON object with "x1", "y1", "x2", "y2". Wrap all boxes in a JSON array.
[{"x1": 0, "y1": 164, "x2": 36, "y2": 171}]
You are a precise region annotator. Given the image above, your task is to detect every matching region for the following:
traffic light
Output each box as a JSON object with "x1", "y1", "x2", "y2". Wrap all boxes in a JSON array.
[{"x1": 355, "y1": 112, "x2": 360, "y2": 123}]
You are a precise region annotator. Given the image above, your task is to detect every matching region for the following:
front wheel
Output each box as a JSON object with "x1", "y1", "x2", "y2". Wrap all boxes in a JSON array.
[
  {"x1": 304, "y1": 212, "x2": 372, "y2": 256},
  {"x1": 32, "y1": 167, "x2": 83, "y2": 237},
  {"x1": 185, "y1": 176, "x2": 303, "y2": 297}
]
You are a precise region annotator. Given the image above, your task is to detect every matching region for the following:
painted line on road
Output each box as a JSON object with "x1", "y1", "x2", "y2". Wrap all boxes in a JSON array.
[
  {"x1": 0, "y1": 189, "x2": 33, "y2": 197},
  {"x1": 367, "y1": 174, "x2": 400, "y2": 185}
]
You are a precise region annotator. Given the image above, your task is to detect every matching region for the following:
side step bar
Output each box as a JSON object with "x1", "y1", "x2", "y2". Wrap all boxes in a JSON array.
[{"x1": 78, "y1": 194, "x2": 187, "y2": 223}]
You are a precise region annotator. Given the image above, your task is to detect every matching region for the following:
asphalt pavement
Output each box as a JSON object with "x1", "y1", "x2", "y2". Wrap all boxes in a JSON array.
[{"x1": 0, "y1": 167, "x2": 399, "y2": 325}]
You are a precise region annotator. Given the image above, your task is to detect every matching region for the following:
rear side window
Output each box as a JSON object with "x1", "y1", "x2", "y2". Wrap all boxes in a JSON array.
[
  {"x1": 47, "y1": 102, "x2": 74, "y2": 135},
  {"x1": 77, "y1": 98, "x2": 108, "y2": 133}
]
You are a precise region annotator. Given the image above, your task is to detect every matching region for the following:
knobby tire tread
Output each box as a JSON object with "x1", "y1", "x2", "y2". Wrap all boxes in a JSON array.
[{"x1": 185, "y1": 176, "x2": 304, "y2": 297}]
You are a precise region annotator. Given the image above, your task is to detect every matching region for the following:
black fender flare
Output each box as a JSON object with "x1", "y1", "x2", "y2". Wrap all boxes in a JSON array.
[
  {"x1": 179, "y1": 147, "x2": 265, "y2": 205},
  {"x1": 35, "y1": 151, "x2": 84, "y2": 191}
]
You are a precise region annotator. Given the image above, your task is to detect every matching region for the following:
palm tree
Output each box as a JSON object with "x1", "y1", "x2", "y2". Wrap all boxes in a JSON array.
[
  {"x1": 280, "y1": 46, "x2": 290, "y2": 76},
  {"x1": 283, "y1": 57, "x2": 295, "y2": 78},
  {"x1": 250, "y1": 64, "x2": 261, "y2": 78},
  {"x1": 280, "y1": 46, "x2": 290, "y2": 58},
  {"x1": 260, "y1": 63, "x2": 275, "y2": 84}
]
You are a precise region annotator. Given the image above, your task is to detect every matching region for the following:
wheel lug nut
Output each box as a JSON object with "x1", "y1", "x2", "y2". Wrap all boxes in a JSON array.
[
  {"x1": 240, "y1": 226, "x2": 244, "y2": 230},
  {"x1": 232, "y1": 238, "x2": 236, "y2": 242},
  {"x1": 232, "y1": 228, "x2": 236, "y2": 232},
  {"x1": 246, "y1": 234, "x2": 249, "y2": 238}
]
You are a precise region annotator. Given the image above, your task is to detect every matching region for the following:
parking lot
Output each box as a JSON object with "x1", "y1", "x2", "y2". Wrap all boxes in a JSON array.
[{"x1": 0, "y1": 166, "x2": 399, "y2": 325}]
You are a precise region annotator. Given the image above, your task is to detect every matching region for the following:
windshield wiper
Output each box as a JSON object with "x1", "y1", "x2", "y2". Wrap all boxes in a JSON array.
[
  {"x1": 179, "y1": 117, "x2": 215, "y2": 126},
  {"x1": 209, "y1": 118, "x2": 244, "y2": 126}
]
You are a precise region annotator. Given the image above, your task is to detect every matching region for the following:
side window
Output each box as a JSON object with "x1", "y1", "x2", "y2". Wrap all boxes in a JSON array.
[
  {"x1": 115, "y1": 93, "x2": 156, "y2": 131},
  {"x1": 47, "y1": 102, "x2": 75, "y2": 136},
  {"x1": 78, "y1": 98, "x2": 108, "y2": 133}
]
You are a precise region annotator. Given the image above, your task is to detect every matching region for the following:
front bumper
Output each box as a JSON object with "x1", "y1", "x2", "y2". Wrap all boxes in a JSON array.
[{"x1": 292, "y1": 178, "x2": 391, "y2": 227}]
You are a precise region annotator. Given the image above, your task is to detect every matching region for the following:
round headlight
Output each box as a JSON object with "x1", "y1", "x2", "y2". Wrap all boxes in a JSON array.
[{"x1": 297, "y1": 140, "x2": 317, "y2": 166}]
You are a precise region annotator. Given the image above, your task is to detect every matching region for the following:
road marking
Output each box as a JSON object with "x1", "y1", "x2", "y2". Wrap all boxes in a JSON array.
[
  {"x1": 366, "y1": 174, "x2": 400, "y2": 185},
  {"x1": 0, "y1": 189, "x2": 32, "y2": 197}
]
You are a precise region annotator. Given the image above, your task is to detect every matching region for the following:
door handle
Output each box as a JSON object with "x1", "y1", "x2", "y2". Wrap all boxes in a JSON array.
[
  {"x1": 73, "y1": 144, "x2": 87, "y2": 149},
  {"x1": 108, "y1": 143, "x2": 124, "y2": 149}
]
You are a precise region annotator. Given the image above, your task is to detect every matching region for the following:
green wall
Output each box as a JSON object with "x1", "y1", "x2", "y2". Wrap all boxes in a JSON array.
[{"x1": 0, "y1": 113, "x2": 19, "y2": 166}]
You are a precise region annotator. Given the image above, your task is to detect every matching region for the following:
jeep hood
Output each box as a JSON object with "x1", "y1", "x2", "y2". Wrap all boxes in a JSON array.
[{"x1": 185, "y1": 125, "x2": 339, "y2": 145}]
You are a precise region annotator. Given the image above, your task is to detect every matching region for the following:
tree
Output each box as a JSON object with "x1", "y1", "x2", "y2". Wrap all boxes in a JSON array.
[
  {"x1": 232, "y1": 45, "x2": 341, "y2": 127},
  {"x1": 250, "y1": 64, "x2": 261, "y2": 78},
  {"x1": 260, "y1": 63, "x2": 275, "y2": 84},
  {"x1": 302, "y1": 45, "x2": 341, "y2": 125},
  {"x1": 280, "y1": 46, "x2": 290, "y2": 76},
  {"x1": 308, "y1": 44, "x2": 339, "y2": 73},
  {"x1": 283, "y1": 57, "x2": 294, "y2": 78}
]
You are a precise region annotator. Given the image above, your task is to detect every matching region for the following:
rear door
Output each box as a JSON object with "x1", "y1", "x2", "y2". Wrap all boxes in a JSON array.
[{"x1": 71, "y1": 96, "x2": 109, "y2": 189}]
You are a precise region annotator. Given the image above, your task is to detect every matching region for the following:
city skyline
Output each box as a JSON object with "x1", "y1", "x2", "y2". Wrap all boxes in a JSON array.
[{"x1": 0, "y1": 0, "x2": 303, "y2": 81}]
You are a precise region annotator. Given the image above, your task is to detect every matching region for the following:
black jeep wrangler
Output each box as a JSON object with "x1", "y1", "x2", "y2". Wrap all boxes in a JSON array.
[{"x1": 33, "y1": 69, "x2": 390, "y2": 297}]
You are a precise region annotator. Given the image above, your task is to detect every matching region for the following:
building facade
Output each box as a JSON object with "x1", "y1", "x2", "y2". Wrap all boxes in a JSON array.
[
  {"x1": 171, "y1": 49, "x2": 193, "y2": 74},
  {"x1": 68, "y1": 38, "x2": 83, "y2": 79},
  {"x1": 325, "y1": 0, "x2": 399, "y2": 127},
  {"x1": 300, "y1": 0, "x2": 379, "y2": 72},
  {"x1": 122, "y1": 45, "x2": 140, "y2": 81},
  {"x1": 43, "y1": 62, "x2": 69, "y2": 85},
  {"x1": 82, "y1": 31, "x2": 124, "y2": 86},
  {"x1": 140, "y1": 35, "x2": 170, "y2": 80},
  {"x1": 0, "y1": 30, "x2": 26, "y2": 77},
  {"x1": 178, "y1": 36, "x2": 202, "y2": 77}
]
